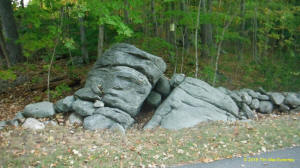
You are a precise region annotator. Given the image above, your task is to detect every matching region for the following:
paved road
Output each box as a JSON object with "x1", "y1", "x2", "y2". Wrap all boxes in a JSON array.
[{"x1": 170, "y1": 147, "x2": 300, "y2": 168}]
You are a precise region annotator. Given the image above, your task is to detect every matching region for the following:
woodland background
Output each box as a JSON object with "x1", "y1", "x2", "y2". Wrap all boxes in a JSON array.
[{"x1": 0, "y1": 0, "x2": 299, "y2": 96}]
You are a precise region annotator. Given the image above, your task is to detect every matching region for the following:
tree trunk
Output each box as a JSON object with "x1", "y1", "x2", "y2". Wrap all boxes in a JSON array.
[
  {"x1": 0, "y1": 0, "x2": 24, "y2": 65},
  {"x1": 237, "y1": 0, "x2": 246, "y2": 61},
  {"x1": 97, "y1": 25, "x2": 104, "y2": 58},
  {"x1": 79, "y1": 17, "x2": 89, "y2": 64},
  {"x1": 252, "y1": 6, "x2": 258, "y2": 63},
  {"x1": 21, "y1": 0, "x2": 24, "y2": 8},
  {"x1": 0, "y1": 31, "x2": 10, "y2": 68},
  {"x1": 195, "y1": 0, "x2": 202, "y2": 78},
  {"x1": 124, "y1": 0, "x2": 129, "y2": 24},
  {"x1": 200, "y1": 0, "x2": 213, "y2": 58},
  {"x1": 180, "y1": 0, "x2": 190, "y2": 49},
  {"x1": 213, "y1": 16, "x2": 234, "y2": 86},
  {"x1": 151, "y1": 0, "x2": 158, "y2": 37}
]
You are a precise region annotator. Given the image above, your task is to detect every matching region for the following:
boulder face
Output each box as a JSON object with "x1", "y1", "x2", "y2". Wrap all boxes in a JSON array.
[
  {"x1": 77, "y1": 43, "x2": 166, "y2": 130},
  {"x1": 144, "y1": 77, "x2": 238, "y2": 130}
]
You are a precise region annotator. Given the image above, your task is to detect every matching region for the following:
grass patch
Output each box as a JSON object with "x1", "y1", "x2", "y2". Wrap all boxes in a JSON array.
[{"x1": 1, "y1": 114, "x2": 300, "y2": 167}]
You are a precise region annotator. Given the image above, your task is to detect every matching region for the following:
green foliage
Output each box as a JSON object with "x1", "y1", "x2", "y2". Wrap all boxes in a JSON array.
[
  {"x1": 50, "y1": 83, "x2": 71, "y2": 99},
  {"x1": 0, "y1": 70, "x2": 17, "y2": 81}
]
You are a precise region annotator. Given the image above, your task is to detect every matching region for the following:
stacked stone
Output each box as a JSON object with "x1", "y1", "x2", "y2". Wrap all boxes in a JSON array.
[{"x1": 217, "y1": 87, "x2": 300, "y2": 119}]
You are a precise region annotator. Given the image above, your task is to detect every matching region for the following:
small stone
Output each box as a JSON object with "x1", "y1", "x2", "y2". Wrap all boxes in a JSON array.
[
  {"x1": 250, "y1": 99, "x2": 260, "y2": 109},
  {"x1": 248, "y1": 90, "x2": 259, "y2": 98},
  {"x1": 279, "y1": 104, "x2": 290, "y2": 112},
  {"x1": 8, "y1": 119, "x2": 19, "y2": 127},
  {"x1": 23, "y1": 101, "x2": 55, "y2": 118},
  {"x1": 146, "y1": 91, "x2": 162, "y2": 107},
  {"x1": 155, "y1": 75, "x2": 171, "y2": 97},
  {"x1": 170, "y1": 74, "x2": 185, "y2": 88},
  {"x1": 94, "y1": 100, "x2": 105, "y2": 108},
  {"x1": 285, "y1": 93, "x2": 300, "y2": 107},
  {"x1": 269, "y1": 92, "x2": 285, "y2": 105},
  {"x1": 13, "y1": 112, "x2": 25, "y2": 123},
  {"x1": 241, "y1": 92, "x2": 252, "y2": 105},
  {"x1": 241, "y1": 103, "x2": 256, "y2": 119},
  {"x1": 72, "y1": 99, "x2": 96, "y2": 116},
  {"x1": 257, "y1": 94, "x2": 270, "y2": 101},
  {"x1": 22, "y1": 118, "x2": 45, "y2": 130},
  {"x1": 54, "y1": 96, "x2": 75, "y2": 113},
  {"x1": 68, "y1": 113, "x2": 83, "y2": 125},
  {"x1": 259, "y1": 101, "x2": 273, "y2": 114}
]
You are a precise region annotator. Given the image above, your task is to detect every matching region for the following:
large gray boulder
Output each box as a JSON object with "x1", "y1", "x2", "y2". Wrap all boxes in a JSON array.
[
  {"x1": 170, "y1": 74, "x2": 185, "y2": 88},
  {"x1": 23, "y1": 101, "x2": 55, "y2": 118},
  {"x1": 91, "y1": 43, "x2": 166, "y2": 85},
  {"x1": 85, "y1": 66, "x2": 152, "y2": 116},
  {"x1": 144, "y1": 77, "x2": 238, "y2": 130},
  {"x1": 55, "y1": 96, "x2": 75, "y2": 113},
  {"x1": 83, "y1": 43, "x2": 166, "y2": 118}
]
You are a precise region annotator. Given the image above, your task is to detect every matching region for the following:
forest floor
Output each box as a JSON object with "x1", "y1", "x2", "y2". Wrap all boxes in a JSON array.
[{"x1": 0, "y1": 114, "x2": 300, "y2": 167}]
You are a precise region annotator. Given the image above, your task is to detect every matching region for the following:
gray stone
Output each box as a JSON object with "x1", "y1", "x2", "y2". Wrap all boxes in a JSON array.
[
  {"x1": 155, "y1": 75, "x2": 171, "y2": 97},
  {"x1": 259, "y1": 101, "x2": 274, "y2": 114},
  {"x1": 269, "y1": 92, "x2": 285, "y2": 105},
  {"x1": 8, "y1": 119, "x2": 19, "y2": 127},
  {"x1": 55, "y1": 96, "x2": 75, "y2": 113},
  {"x1": 72, "y1": 99, "x2": 96, "y2": 116},
  {"x1": 68, "y1": 113, "x2": 83, "y2": 125},
  {"x1": 250, "y1": 99, "x2": 260, "y2": 109},
  {"x1": 146, "y1": 91, "x2": 162, "y2": 108},
  {"x1": 241, "y1": 103, "x2": 256, "y2": 119},
  {"x1": 93, "y1": 43, "x2": 166, "y2": 85},
  {"x1": 94, "y1": 100, "x2": 104, "y2": 108},
  {"x1": 13, "y1": 112, "x2": 25, "y2": 122},
  {"x1": 279, "y1": 104, "x2": 290, "y2": 112},
  {"x1": 230, "y1": 92, "x2": 242, "y2": 103},
  {"x1": 285, "y1": 93, "x2": 300, "y2": 107},
  {"x1": 94, "y1": 107, "x2": 135, "y2": 129},
  {"x1": 74, "y1": 88, "x2": 102, "y2": 101},
  {"x1": 241, "y1": 92, "x2": 252, "y2": 105},
  {"x1": 22, "y1": 118, "x2": 45, "y2": 130},
  {"x1": 170, "y1": 74, "x2": 185, "y2": 88},
  {"x1": 248, "y1": 90, "x2": 259, "y2": 98},
  {"x1": 83, "y1": 114, "x2": 115, "y2": 130},
  {"x1": 257, "y1": 94, "x2": 270, "y2": 101},
  {"x1": 144, "y1": 77, "x2": 238, "y2": 130},
  {"x1": 23, "y1": 101, "x2": 55, "y2": 118},
  {"x1": 258, "y1": 87, "x2": 267, "y2": 95},
  {"x1": 85, "y1": 66, "x2": 152, "y2": 117}
]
